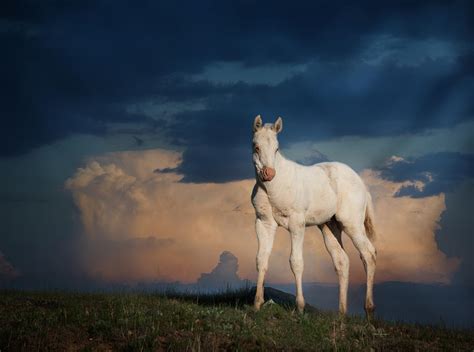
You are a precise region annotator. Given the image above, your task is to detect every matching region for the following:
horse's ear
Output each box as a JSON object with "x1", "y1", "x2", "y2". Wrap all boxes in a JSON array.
[
  {"x1": 273, "y1": 117, "x2": 283, "y2": 133},
  {"x1": 253, "y1": 115, "x2": 263, "y2": 132}
]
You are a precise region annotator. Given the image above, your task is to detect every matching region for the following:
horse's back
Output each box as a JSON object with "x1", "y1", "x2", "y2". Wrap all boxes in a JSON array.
[{"x1": 315, "y1": 162, "x2": 365, "y2": 189}]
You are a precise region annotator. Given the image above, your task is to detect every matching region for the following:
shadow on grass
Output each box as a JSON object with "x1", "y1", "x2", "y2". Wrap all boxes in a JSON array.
[{"x1": 160, "y1": 285, "x2": 319, "y2": 313}]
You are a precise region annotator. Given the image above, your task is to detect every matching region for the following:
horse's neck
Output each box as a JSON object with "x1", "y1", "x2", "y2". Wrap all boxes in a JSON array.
[{"x1": 264, "y1": 152, "x2": 295, "y2": 197}]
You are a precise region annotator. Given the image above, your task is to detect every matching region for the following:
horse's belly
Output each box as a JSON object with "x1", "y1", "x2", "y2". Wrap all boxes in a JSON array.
[
  {"x1": 305, "y1": 207, "x2": 335, "y2": 226},
  {"x1": 304, "y1": 194, "x2": 337, "y2": 226}
]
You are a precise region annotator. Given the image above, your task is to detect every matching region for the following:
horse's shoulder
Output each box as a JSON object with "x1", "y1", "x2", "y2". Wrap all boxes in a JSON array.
[
  {"x1": 251, "y1": 183, "x2": 269, "y2": 204},
  {"x1": 251, "y1": 183, "x2": 275, "y2": 219}
]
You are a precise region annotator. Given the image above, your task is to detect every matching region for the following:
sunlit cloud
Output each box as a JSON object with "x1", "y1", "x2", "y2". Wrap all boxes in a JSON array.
[
  {"x1": 359, "y1": 169, "x2": 459, "y2": 283},
  {"x1": 66, "y1": 148, "x2": 459, "y2": 284}
]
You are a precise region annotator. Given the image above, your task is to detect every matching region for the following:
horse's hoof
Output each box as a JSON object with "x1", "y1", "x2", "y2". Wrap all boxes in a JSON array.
[
  {"x1": 339, "y1": 320, "x2": 346, "y2": 336},
  {"x1": 296, "y1": 298, "x2": 305, "y2": 313},
  {"x1": 365, "y1": 306, "x2": 375, "y2": 324},
  {"x1": 254, "y1": 298, "x2": 264, "y2": 311}
]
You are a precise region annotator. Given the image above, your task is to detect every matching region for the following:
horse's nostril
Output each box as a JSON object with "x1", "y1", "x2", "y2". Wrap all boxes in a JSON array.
[{"x1": 261, "y1": 167, "x2": 276, "y2": 181}]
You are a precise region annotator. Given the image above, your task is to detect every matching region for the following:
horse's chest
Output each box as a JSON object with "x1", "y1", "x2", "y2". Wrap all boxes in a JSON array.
[
  {"x1": 268, "y1": 195, "x2": 293, "y2": 228},
  {"x1": 271, "y1": 204, "x2": 291, "y2": 228}
]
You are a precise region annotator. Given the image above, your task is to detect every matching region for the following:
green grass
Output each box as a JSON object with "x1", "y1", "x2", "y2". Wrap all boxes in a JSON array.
[{"x1": 0, "y1": 289, "x2": 473, "y2": 351}]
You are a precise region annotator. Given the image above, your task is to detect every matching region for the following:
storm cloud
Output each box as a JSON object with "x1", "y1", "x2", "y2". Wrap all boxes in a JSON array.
[
  {"x1": 379, "y1": 152, "x2": 474, "y2": 197},
  {"x1": 196, "y1": 251, "x2": 246, "y2": 290},
  {"x1": 65, "y1": 148, "x2": 458, "y2": 284},
  {"x1": 2, "y1": 0, "x2": 473, "y2": 169}
]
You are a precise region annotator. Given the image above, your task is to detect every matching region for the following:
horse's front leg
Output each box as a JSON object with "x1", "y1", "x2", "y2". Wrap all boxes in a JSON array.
[
  {"x1": 254, "y1": 217, "x2": 277, "y2": 311},
  {"x1": 289, "y1": 215, "x2": 305, "y2": 313}
]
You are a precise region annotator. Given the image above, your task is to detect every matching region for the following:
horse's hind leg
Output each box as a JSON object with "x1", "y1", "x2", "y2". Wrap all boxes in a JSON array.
[
  {"x1": 341, "y1": 222, "x2": 377, "y2": 321},
  {"x1": 319, "y1": 219, "x2": 349, "y2": 315}
]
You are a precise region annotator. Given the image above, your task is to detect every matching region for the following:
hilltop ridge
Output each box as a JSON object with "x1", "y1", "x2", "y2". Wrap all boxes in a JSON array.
[{"x1": 0, "y1": 288, "x2": 473, "y2": 351}]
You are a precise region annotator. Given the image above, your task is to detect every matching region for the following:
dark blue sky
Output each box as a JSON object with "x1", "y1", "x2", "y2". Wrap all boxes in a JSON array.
[
  {"x1": 3, "y1": 1, "x2": 473, "y2": 159},
  {"x1": 0, "y1": 0, "x2": 473, "y2": 311}
]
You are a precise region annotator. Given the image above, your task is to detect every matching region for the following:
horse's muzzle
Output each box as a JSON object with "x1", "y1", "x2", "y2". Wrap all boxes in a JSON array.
[{"x1": 260, "y1": 166, "x2": 276, "y2": 181}]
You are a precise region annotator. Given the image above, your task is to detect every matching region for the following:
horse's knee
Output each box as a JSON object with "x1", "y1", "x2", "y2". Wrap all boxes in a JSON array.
[
  {"x1": 334, "y1": 251, "x2": 349, "y2": 275},
  {"x1": 256, "y1": 255, "x2": 269, "y2": 272},
  {"x1": 256, "y1": 244, "x2": 272, "y2": 270},
  {"x1": 369, "y1": 243, "x2": 377, "y2": 264},
  {"x1": 351, "y1": 233, "x2": 376, "y2": 265},
  {"x1": 289, "y1": 256, "x2": 304, "y2": 274},
  {"x1": 363, "y1": 245, "x2": 377, "y2": 267}
]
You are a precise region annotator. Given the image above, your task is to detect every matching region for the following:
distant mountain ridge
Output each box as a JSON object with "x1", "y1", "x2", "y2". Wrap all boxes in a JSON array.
[{"x1": 273, "y1": 281, "x2": 474, "y2": 328}]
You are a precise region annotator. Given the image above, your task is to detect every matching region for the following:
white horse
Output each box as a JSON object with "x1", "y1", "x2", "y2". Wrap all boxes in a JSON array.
[{"x1": 251, "y1": 115, "x2": 377, "y2": 318}]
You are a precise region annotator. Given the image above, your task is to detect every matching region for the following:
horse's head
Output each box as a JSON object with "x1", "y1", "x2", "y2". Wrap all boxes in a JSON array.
[{"x1": 252, "y1": 115, "x2": 283, "y2": 182}]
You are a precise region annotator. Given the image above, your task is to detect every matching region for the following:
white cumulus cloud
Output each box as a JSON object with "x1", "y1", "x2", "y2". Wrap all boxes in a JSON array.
[{"x1": 65, "y1": 148, "x2": 459, "y2": 284}]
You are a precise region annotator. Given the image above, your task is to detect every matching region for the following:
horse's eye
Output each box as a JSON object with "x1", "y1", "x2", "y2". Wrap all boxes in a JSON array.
[{"x1": 254, "y1": 145, "x2": 260, "y2": 153}]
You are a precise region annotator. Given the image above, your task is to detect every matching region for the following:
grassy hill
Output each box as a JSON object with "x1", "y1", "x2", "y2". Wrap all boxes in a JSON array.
[{"x1": 0, "y1": 288, "x2": 473, "y2": 351}]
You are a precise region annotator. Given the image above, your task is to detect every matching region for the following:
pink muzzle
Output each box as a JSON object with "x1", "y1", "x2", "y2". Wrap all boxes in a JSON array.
[{"x1": 260, "y1": 166, "x2": 276, "y2": 181}]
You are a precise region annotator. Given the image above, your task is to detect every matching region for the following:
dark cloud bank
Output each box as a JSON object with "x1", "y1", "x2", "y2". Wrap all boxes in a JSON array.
[
  {"x1": 380, "y1": 152, "x2": 474, "y2": 198},
  {"x1": 2, "y1": 0, "x2": 473, "y2": 167}
]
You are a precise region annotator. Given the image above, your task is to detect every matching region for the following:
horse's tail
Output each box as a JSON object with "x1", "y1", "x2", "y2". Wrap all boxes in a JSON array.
[{"x1": 364, "y1": 192, "x2": 377, "y2": 241}]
